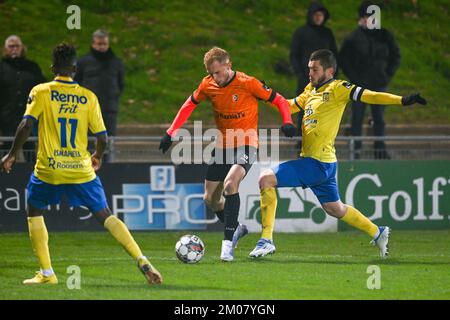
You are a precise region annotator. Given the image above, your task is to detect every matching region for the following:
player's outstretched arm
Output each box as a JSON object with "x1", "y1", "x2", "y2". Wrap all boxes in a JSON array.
[
  {"x1": 1, "y1": 118, "x2": 34, "y2": 173},
  {"x1": 159, "y1": 95, "x2": 199, "y2": 153},
  {"x1": 360, "y1": 89, "x2": 427, "y2": 106}
]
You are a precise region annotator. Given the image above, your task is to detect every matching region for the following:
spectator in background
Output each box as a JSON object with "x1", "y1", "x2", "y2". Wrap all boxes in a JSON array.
[
  {"x1": 75, "y1": 29, "x2": 124, "y2": 137},
  {"x1": 290, "y1": 1, "x2": 338, "y2": 151},
  {"x1": 0, "y1": 35, "x2": 45, "y2": 161},
  {"x1": 339, "y1": 1, "x2": 401, "y2": 159}
]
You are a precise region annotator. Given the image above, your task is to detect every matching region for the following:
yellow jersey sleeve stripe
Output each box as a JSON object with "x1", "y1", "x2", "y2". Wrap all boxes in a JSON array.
[{"x1": 94, "y1": 130, "x2": 107, "y2": 136}]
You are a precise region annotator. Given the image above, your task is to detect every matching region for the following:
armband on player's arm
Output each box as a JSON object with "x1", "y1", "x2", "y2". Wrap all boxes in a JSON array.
[
  {"x1": 166, "y1": 95, "x2": 199, "y2": 136},
  {"x1": 355, "y1": 88, "x2": 403, "y2": 105},
  {"x1": 270, "y1": 92, "x2": 294, "y2": 124}
]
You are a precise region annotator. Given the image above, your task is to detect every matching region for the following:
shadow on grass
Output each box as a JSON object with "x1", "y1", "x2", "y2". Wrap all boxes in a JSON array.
[
  {"x1": 247, "y1": 257, "x2": 450, "y2": 266},
  {"x1": 85, "y1": 282, "x2": 232, "y2": 292},
  {"x1": 367, "y1": 258, "x2": 450, "y2": 266}
]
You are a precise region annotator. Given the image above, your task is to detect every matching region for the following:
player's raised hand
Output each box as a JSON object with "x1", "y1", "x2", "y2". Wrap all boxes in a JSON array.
[
  {"x1": 159, "y1": 132, "x2": 173, "y2": 153},
  {"x1": 281, "y1": 123, "x2": 297, "y2": 138},
  {"x1": 91, "y1": 153, "x2": 102, "y2": 171},
  {"x1": 402, "y1": 93, "x2": 427, "y2": 106},
  {"x1": 1, "y1": 153, "x2": 16, "y2": 173}
]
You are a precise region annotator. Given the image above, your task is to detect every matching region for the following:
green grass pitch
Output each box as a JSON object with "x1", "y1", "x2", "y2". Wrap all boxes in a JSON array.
[{"x1": 0, "y1": 230, "x2": 449, "y2": 299}]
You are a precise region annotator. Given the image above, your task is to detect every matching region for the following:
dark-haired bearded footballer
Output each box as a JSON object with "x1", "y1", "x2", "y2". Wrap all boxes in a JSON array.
[{"x1": 249, "y1": 49, "x2": 426, "y2": 259}]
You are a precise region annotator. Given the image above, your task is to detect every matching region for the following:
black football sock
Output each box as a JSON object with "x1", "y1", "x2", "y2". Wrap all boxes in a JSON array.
[
  {"x1": 224, "y1": 193, "x2": 240, "y2": 241},
  {"x1": 215, "y1": 210, "x2": 225, "y2": 223}
]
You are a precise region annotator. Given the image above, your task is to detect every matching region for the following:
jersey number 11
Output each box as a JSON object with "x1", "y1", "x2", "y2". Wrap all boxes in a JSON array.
[{"x1": 58, "y1": 117, "x2": 78, "y2": 148}]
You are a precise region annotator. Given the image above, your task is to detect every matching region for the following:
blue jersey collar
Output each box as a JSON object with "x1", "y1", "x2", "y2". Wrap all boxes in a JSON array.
[{"x1": 314, "y1": 78, "x2": 335, "y2": 91}]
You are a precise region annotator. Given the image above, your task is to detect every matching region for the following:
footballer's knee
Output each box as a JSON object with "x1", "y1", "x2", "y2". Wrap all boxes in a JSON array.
[
  {"x1": 94, "y1": 208, "x2": 112, "y2": 225},
  {"x1": 203, "y1": 193, "x2": 222, "y2": 211},
  {"x1": 27, "y1": 204, "x2": 44, "y2": 217},
  {"x1": 259, "y1": 170, "x2": 277, "y2": 190},
  {"x1": 322, "y1": 201, "x2": 346, "y2": 218},
  {"x1": 223, "y1": 178, "x2": 240, "y2": 195},
  {"x1": 223, "y1": 165, "x2": 245, "y2": 195}
]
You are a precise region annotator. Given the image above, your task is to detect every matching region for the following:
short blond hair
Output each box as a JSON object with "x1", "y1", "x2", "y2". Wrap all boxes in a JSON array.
[{"x1": 203, "y1": 47, "x2": 230, "y2": 68}]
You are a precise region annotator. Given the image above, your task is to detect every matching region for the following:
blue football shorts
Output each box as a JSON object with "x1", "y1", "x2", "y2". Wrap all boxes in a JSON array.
[
  {"x1": 26, "y1": 173, "x2": 108, "y2": 213},
  {"x1": 272, "y1": 157, "x2": 339, "y2": 204}
]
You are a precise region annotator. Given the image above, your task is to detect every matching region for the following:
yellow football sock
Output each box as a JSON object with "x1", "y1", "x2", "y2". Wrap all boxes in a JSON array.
[
  {"x1": 341, "y1": 205, "x2": 378, "y2": 237},
  {"x1": 104, "y1": 215, "x2": 143, "y2": 260},
  {"x1": 260, "y1": 187, "x2": 277, "y2": 240},
  {"x1": 27, "y1": 216, "x2": 52, "y2": 271}
]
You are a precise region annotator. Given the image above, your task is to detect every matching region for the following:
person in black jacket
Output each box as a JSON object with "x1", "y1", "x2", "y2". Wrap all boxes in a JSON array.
[
  {"x1": 339, "y1": 1, "x2": 401, "y2": 159},
  {"x1": 74, "y1": 29, "x2": 124, "y2": 137},
  {"x1": 290, "y1": 1, "x2": 338, "y2": 151},
  {"x1": 0, "y1": 35, "x2": 45, "y2": 161}
]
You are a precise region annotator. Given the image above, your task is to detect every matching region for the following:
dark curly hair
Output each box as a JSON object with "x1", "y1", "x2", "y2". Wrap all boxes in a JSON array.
[
  {"x1": 309, "y1": 49, "x2": 337, "y2": 73},
  {"x1": 52, "y1": 43, "x2": 76, "y2": 75}
]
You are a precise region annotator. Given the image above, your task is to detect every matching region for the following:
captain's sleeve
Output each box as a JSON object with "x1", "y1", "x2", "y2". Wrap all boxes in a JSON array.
[
  {"x1": 360, "y1": 89, "x2": 403, "y2": 105},
  {"x1": 89, "y1": 94, "x2": 107, "y2": 135},
  {"x1": 334, "y1": 81, "x2": 364, "y2": 103},
  {"x1": 23, "y1": 87, "x2": 43, "y2": 121},
  {"x1": 334, "y1": 80, "x2": 402, "y2": 105},
  {"x1": 335, "y1": 80, "x2": 403, "y2": 106}
]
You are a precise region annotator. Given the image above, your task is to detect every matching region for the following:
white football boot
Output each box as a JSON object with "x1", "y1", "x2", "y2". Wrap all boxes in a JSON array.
[
  {"x1": 249, "y1": 238, "x2": 276, "y2": 258},
  {"x1": 220, "y1": 240, "x2": 234, "y2": 262},
  {"x1": 370, "y1": 226, "x2": 390, "y2": 259},
  {"x1": 232, "y1": 224, "x2": 248, "y2": 250}
]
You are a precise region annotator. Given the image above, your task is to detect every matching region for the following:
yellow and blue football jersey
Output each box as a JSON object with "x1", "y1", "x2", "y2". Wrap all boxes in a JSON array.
[
  {"x1": 24, "y1": 76, "x2": 106, "y2": 184},
  {"x1": 288, "y1": 79, "x2": 402, "y2": 163}
]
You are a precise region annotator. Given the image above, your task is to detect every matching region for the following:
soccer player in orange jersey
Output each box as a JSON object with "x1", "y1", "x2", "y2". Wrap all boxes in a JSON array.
[{"x1": 159, "y1": 47, "x2": 296, "y2": 261}]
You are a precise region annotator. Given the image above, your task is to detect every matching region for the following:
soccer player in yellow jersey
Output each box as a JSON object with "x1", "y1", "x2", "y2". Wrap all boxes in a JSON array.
[
  {"x1": 249, "y1": 49, "x2": 426, "y2": 259},
  {"x1": 1, "y1": 43, "x2": 162, "y2": 285}
]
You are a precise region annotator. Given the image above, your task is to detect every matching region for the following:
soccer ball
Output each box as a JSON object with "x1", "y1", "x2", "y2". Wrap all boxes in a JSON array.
[{"x1": 175, "y1": 234, "x2": 205, "y2": 264}]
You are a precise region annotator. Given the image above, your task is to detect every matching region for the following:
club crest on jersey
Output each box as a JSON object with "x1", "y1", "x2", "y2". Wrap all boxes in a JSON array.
[
  {"x1": 232, "y1": 94, "x2": 238, "y2": 102},
  {"x1": 322, "y1": 92, "x2": 330, "y2": 101}
]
